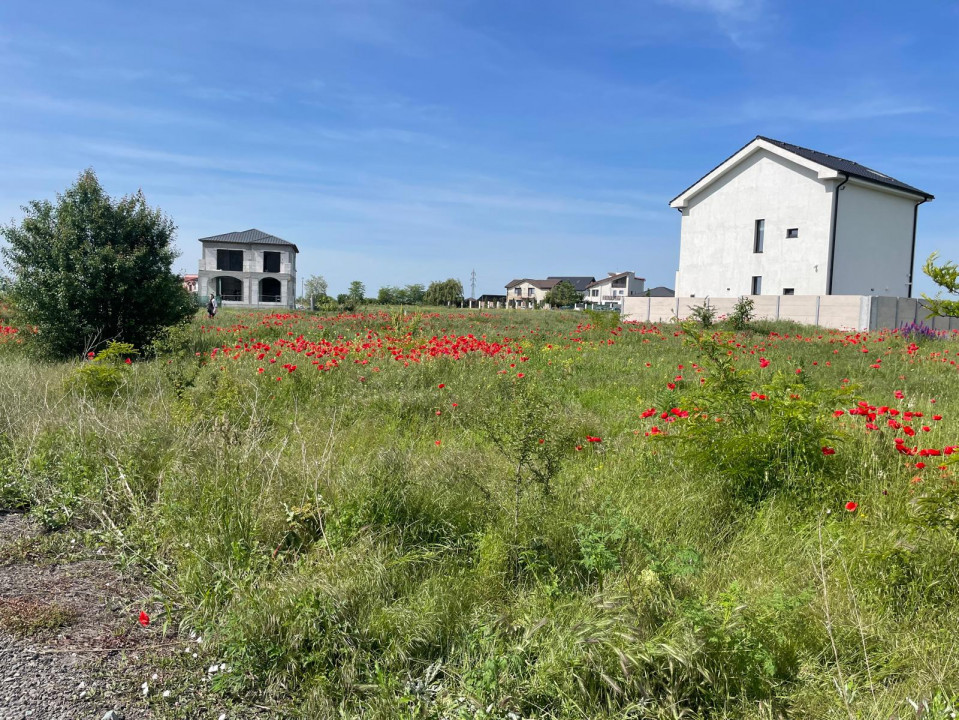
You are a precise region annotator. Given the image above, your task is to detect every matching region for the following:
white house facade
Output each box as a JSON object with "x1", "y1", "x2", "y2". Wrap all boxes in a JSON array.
[
  {"x1": 198, "y1": 229, "x2": 298, "y2": 309},
  {"x1": 585, "y1": 272, "x2": 646, "y2": 306},
  {"x1": 670, "y1": 137, "x2": 933, "y2": 299},
  {"x1": 505, "y1": 279, "x2": 558, "y2": 308}
]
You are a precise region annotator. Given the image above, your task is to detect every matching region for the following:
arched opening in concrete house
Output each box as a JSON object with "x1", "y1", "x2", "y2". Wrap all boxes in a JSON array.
[
  {"x1": 259, "y1": 277, "x2": 282, "y2": 303},
  {"x1": 215, "y1": 276, "x2": 243, "y2": 302}
]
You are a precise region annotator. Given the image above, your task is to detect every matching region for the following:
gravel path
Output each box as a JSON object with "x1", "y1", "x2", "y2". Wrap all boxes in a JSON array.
[{"x1": 0, "y1": 513, "x2": 157, "y2": 720}]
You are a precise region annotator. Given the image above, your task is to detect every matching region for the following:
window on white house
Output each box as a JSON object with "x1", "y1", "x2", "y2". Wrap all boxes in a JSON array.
[
  {"x1": 528, "y1": 288, "x2": 535, "y2": 296},
  {"x1": 786, "y1": 228, "x2": 799, "y2": 238},
  {"x1": 754, "y1": 219, "x2": 764, "y2": 253},
  {"x1": 590, "y1": 289, "x2": 599, "y2": 297},
  {"x1": 216, "y1": 249, "x2": 244, "y2": 271},
  {"x1": 783, "y1": 288, "x2": 795, "y2": 295},
  {"x1": 514, "y1": 288, "x2": 521, "y2": 296},
  {"x1": 751, "y1": 276, "x2": 762, "y2": 295},
  {"x1": 262, "y1": 251, "x2": 281, "y2": 273}
]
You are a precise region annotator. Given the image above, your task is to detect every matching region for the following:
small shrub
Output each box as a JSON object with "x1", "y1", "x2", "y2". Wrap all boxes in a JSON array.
[
  {"x1": 729, "y1": 296, "x2": 755, "y2": 331},
  {"x1": 67, "y1": 341, "x2": 137, "y2": 396},
  {"x1": 688, "y1": 302, "x2": 717, "y2": 328}
]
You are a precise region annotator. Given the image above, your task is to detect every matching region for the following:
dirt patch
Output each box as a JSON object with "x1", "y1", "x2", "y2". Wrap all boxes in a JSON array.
[{"x1": 0, "y1": 597, "x2": 79, "y2": 636}]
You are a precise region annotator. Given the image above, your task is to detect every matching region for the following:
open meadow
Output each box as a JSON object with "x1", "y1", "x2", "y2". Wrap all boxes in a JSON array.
[{"x1": 1, "y1": 307, "x2": 958, "y2": 719}]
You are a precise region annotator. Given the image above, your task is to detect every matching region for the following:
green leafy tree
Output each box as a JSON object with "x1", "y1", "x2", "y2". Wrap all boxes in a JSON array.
[
  {"x1": 424, "y1": 278, "x2": 463, "y2": 306},
  {"x1": 922, "y1": 252, "x2": 959, "y2": 318},
  {"x1": 347, "y1": 280, "x2": 366, "y2": 305},
  {"x1": 403, "y1": 283, "x2": 426, "y2": 304},
  {"x1": 303, "y1": 275, "x2": 328, "y2": 300},
  {"x1": 0, "y1": 169, "x2": 194, "y2": 358},
  {"x1": 542, "y1": 280, "x2": 580, "y2": 307},
  {"x1": 378, "y1": 285, "x2": 400, "y2": 304}
]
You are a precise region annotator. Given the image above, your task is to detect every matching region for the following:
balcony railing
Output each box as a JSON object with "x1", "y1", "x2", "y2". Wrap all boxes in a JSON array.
[{"x1": 259, "y1": 294, "x2": 282, "y2": 303}]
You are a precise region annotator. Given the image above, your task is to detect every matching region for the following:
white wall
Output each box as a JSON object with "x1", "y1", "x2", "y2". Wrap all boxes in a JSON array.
[
  {"x1": 675, "y1": 150, "x2": 836, "y2": 298},
  {"x1": 622, "y1": 295, "x2": 959, "y2": 332},
  {"x1": 831, "y1": 181, "x2": 918, "y2": 296}
]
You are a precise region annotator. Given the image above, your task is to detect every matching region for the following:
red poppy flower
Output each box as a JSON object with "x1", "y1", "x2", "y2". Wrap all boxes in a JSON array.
[
  {"x1": 438, "y1": 383, "x2": 445, "y2": 389},
  {"x1": 844, "y1": 501, "x2": 858, "y2": 512},
  {"x1": 516, "y1": 372, "x2": 525, "y2": 378},
  {"x1": 666, "y1": 382, "x2": 676, "y2": 390},
  {"x1": 821, "y1": 447, "x2": 836, "y2": 455},
  {"x1": 759, "y1": 358, "x2": 770, "y2": 368},
  {"x1": 138, "y1": 611, "x2": 150, "y2": 626},
  {"x1": 124, "y1": 358, "x2": 132, "y2": 365},
  {"x1": 915, "y1": 462, "x2": 926, "y2": 469},
  {"x1": 435, "y1": 440, "x2": 441, "y2": 446}
]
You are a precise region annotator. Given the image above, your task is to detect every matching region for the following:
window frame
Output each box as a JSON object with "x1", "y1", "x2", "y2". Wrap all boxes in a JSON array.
[
  {"x1": 754, "y1": 219, "x2": 765, "y2": 253},
  {"x1": 216, "y1": 249, "x2": 244, "y2": 272},
  {"x1": 751, "y1": 276, "x2": 762, "y2": 295},
  {"x1": 786, "y1": 228, "x2": 799, "y2": 239},
  {"x1": 262, "y1": 251, "x2": 281, "y2": 273}
]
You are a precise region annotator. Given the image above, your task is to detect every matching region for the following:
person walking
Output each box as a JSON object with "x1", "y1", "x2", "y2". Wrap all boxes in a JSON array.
[{"x1": 207, "y1": 292, "x2": 217, "y2": 319}]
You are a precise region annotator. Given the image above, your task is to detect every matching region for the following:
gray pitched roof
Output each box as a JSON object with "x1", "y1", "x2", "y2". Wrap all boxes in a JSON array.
[
  {"x1": 757, "y1": 136, "x2": 933, "y2": 199},
  {"x1": 198, "y1": 229, "x2": 299, "y2": 253},
  {"x1": 646, "y1": 286, "x2": 674, "y2": 297},
  {"x1": 547, "y1": 276, "x2": 595, "y2": 292},
  {"x1": 505, "y1": 278, "x2": 560, "y2": 290},
  {"x1": 585, "y1": 272, "x2": 643, "y2": 289}
]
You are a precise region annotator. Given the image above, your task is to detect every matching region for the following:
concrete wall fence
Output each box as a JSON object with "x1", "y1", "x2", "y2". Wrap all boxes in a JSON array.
[{"x1": 621, "y1": 295, "x2": 959, "y2": 332}]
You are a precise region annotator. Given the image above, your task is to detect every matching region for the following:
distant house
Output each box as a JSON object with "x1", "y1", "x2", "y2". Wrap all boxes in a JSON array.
[
  {"x1": 197, "y1": 229, "x2": 298, "y2": 308},
  {"x1": 505, "y1": 279, "x2": 559, "y2": 308},
  {"x1": 645, "y1": 285, "x2": 674, "y2": 297},
  {"x1": 670, "y1": 136, "x2": 933, "y2": 298},
  {"x1": 181, "y1": 274, "x2": 198, "y2": 293},
  {"x1": 505, "y1": 276, "x2": 596, "y2": 308},
  {"x1": 585, "y1": 272, "x2": 646, "y2": 307}
]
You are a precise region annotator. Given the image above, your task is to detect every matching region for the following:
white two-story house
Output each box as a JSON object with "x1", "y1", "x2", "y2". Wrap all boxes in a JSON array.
[
  {"x1": 505, "y1": 278, "x2": 558, "y2": 308},
  {"x1": 198, "y1": 229, "x2": 298, "y2": 308},
  {"x1": 585, "y1": 272, "x2": 646, "y2": 306},
  {"x1": 670, "y1": 136, "x2": 933, "y2": 298}
]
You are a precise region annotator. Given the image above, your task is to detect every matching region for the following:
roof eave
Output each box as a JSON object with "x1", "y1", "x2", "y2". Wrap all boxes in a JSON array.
[{"x1": 669, "y1": 137, "x2": 841, "y2": 209}]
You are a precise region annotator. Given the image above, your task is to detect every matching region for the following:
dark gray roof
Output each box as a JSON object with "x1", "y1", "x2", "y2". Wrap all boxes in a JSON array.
[
  {"x1": 585, "y1": 272, "x2": 643, "y2": 289},
  {"x1": 506, "y1": 278, "x2": 561, "y2": 290},
  {"x1": 757, "y1": 137, "x2": 933, "y2": 199},
  {"x1": 646, "y1": 286, "x2": 674, "y2": 297},
  {"x1": 671, "y1": 136, "x2": 933, "y2": 205},
  {"x1": 546, "y1": 276, "x2": 595, "y2": 292},
  {"x1": 198, "y1": 229, "x2": 299, "y2": 253}
]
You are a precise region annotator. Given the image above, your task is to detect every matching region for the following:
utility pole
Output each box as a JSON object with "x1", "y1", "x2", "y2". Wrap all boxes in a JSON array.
[{"x1": 470, "y1": 268, "x2": 477, "y2": 308}]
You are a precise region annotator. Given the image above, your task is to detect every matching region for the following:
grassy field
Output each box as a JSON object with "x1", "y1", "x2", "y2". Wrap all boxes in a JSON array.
[{"x1": 1, "y1": 307, "x2": 958, "y2": 718}]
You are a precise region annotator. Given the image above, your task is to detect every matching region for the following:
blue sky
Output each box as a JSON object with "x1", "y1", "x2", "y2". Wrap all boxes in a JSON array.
[{"x1": 1, "y1": 0, "x2": 957, "y2": 297}]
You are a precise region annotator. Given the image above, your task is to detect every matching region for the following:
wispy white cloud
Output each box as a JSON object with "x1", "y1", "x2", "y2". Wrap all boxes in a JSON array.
[
  {"x1": 734, "y1": 93, "x2": 932, "y2": 124},
  {"x1": 658, "y1": 0, "x2": 768, "y2": 48}
]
